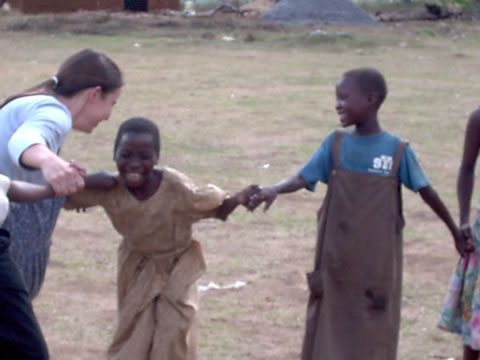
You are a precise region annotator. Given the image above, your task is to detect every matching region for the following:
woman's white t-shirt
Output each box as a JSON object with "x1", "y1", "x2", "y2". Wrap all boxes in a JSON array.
[
  {"x1": 0, "y1": 95, "x2": 72, "y2": 185},
  {"x1": 0, "y1": 174, "x2": 11, "y2": 224}
]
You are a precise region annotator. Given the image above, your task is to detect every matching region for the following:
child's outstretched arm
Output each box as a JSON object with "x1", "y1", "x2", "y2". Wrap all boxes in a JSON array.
[
  {"x1": 458, "y1": 109, "x2": 480, "y2": 236},
  {"x1": 247, "y1": 174, "x2": 308, "y2": 212},
  {"x1": 63, "y1": 172, "x2": 116, "y2": 212},
  {"x1": 68, "y1": 160, "x2": 117, "y2": 191},
  {"x1": 215, "y1": 185, "x2": 260, "y2": 221},
  {"x1": 8, "y1": 181, "x2": 55, "y2": 203},
  {"x1": 84, "y1": 171, "x2": 118, "y2": 191},
  {"x1": 419, "y1": 185, "x2": 470, "y2": 257}
]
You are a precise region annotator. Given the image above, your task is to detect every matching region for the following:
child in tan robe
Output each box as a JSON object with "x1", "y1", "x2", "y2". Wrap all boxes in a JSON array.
[{"x1": 65, "y1": 117, "x2": 257, "y2": 360}]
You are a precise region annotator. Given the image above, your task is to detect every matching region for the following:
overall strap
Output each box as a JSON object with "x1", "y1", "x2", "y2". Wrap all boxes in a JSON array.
[
  {"x1": 332, "y1": 129, "x2": 345, "y2": 169},
  {"x1": 390, "y1": 140, "x2": 408, "y2": 177}
]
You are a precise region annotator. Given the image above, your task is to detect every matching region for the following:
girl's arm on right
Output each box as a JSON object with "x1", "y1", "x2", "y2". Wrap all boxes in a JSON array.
[
  {"x1": 247, "y1": 174, "x2": 307, "y2": 212},
  {"x1": 8, "y1": 181, "x2": 55, "y2": 203},
  {"x1": 458, "y1": 108, "x2": 480, "y2": 228},
  {"x1": 419, "y1": 185, "x2": 470, "y2": 257}
]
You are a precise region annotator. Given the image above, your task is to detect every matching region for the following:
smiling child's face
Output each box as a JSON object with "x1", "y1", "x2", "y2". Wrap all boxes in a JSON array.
[
  {"x1": 114, "y1": 132, "x2": 159, "y2": 189},
  {"x1": 335, "y1": 75, "x2": 370, "y2": 128}
]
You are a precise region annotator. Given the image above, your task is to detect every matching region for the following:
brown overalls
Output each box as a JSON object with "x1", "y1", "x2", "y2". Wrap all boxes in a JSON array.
[{"x1": 302, "y1": 130, "x2": 407, "y2": 360}]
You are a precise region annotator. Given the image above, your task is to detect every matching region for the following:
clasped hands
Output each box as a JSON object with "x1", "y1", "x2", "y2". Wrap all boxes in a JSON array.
[
  {"x1": 236, "y1": 185, "x2": 278, "y2": 212},
  {"x1": 456, "y1": 223, "x2": 475, "y2": 257},
  {"x1": 41, "y1": 159, "x2": 86, "y2": 197}
]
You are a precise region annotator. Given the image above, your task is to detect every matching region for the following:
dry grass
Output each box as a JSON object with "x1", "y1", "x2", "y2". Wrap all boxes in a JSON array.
[{"x1": 1, "y1": 10, "x2": 480, "y2": 360}]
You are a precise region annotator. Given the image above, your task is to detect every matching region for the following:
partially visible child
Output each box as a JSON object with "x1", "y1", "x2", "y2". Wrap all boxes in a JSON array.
[
  {"x1": 65, "y1": 117, "x2": 257, "y2": 360},
  {"x1": 246, "y1": 68, "x2": 468, "y2": 360},
  {"x1": 0, "y1": 175, "x2": 54, "y2": 360},
  {"x1": 438, "y1": 107, "x2": 480, "y2": 360}
]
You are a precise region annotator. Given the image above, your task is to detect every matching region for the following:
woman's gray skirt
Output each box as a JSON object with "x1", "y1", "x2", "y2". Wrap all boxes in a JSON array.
[{"x1": 2, "y1": 197, "x2": 65, "y2": 299}]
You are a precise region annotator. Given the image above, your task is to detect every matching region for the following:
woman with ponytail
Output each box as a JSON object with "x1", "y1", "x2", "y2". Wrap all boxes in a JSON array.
[{"x1": 0, "y1": 48, "x2": 123, "y2": 299}]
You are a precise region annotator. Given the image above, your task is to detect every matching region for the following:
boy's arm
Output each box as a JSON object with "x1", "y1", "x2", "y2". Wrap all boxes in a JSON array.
[
  {"x1": 247, "y1": 174, "x2": 308, "y2": 212},
  {"x1": 8, "y1": 181, "x2": 55, "y2": 203},
  {"x1": 84, "y1": 171, "x2": 118, "y2": 191},
  {"x1": 419, "y1": 185, "x2": 469, "y2": 256},
  {"x1": 63, "y1": 172, "x2": 115, "y2": 211}
]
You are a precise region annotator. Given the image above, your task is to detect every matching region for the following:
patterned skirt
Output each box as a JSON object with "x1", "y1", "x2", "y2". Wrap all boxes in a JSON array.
[
  {"x1": 438, "y1": 212, "x2": 480, "y2": 349},
  {"x1": 1, "y1": 197, "x2": 64, "y2": 299}
]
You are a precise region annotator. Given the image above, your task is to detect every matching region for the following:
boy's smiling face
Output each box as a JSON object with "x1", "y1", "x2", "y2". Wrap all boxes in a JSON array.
[
  {"x1": 114, "y1": 132, "x2": 159, "y2": 189},
  {"x1": 335, "y1": 75, "x2": 371, "y2": 128}
]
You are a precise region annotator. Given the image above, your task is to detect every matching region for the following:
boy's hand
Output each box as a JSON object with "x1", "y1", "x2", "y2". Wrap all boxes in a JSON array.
[
  {"x1": 215, "y1": 185, "x2": 261, "y2": 221},
  {"x1": 247, "y1": 186, "x2": 277, "y2": 212},
  {"x1": 236, "y1": 185, "x2": 261, "y2": 206}
]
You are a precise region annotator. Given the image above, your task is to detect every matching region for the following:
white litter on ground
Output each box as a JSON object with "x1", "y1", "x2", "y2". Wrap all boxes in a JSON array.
[{"x1": 198, "y1": 280, "x2": 247, "y2": 292}]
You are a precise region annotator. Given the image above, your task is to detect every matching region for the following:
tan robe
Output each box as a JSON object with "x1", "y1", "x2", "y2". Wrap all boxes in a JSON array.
[
  {"x1": 65, "y1": 167, "x2": 227, "y2": 360},
  {"x1": 302, "y1": 131, "x2": 407, "y2": 360}
]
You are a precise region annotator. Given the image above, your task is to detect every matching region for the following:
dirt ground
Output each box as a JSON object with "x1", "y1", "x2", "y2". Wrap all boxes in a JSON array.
[{"x1": 1, "y1": 5, "x2": 480, "y2": 360}]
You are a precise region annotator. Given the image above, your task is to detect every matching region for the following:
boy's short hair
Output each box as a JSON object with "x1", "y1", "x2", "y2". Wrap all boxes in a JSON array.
[
  {"x1": 114, "y1": 117, "x2": 161, "y2": 157},
  {"x1": 343, "y1": 68, "x2": 388, "y2": 107}
]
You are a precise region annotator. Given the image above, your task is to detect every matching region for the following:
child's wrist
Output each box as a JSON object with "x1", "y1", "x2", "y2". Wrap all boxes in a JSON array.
[
  {"x1": 47, "y1": 185, "x2": 55, "y2": 198},
  {"x1": 234, "y1": 191, "x2": 245, "y2": 206},
  {"x1": 460, "y1": 223, "x2": 471, "y2": 231}
]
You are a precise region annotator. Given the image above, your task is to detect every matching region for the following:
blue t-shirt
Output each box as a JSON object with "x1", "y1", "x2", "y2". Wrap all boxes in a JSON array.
[
  {"x1": 299, "y1": 130, "x2": 430, "y2": 192},
  {"x1": 0, "y1": 95, "x2": 71, "y2": 184}
]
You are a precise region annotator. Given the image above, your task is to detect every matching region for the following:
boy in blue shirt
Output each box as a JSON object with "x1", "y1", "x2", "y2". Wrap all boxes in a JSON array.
[{"x1": 247, "y1": 68, "x2": 469, "y2": 360}]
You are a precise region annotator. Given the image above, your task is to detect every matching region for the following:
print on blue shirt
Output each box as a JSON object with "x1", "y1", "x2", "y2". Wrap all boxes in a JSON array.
[{"x1": 299, "y1": 130, "x2": 430, "y2": 192}]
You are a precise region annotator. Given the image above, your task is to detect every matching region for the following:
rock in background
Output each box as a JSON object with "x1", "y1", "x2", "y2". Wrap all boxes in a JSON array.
[{"x1": 261, "y1": 0, "x2": 376, "y2": 25}]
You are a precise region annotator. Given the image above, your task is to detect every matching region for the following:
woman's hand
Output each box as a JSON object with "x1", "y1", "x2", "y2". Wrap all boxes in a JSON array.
[
  {"x1": 68, "y1": 160, "x2": 87, "y2": 179},
  {"x1": 19, "y1": 144, "x2": 86, "y2": 197},
  {"x1": 40, "y1": 156, "x2": 85, "y2": 196}
]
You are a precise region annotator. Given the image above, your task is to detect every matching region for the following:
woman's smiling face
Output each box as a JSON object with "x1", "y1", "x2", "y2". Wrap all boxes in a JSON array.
[{"x1": 114, "y1": 132, "x2": 158, "y2": 189}]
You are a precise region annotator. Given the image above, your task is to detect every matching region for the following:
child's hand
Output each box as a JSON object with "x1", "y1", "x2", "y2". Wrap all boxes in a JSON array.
[
  {"x1": 454, "y1": 224, "x2": 475, "y2": 257},
  {"x1": 247, "y1": 186, "x2": 277, "y2": 212},
  {"x1": 460, "y1": 223, "x2": 475, "y2": 253},
  {"x1": 215, "y1": 185, "x2": 261, "y2": 221},
  {"x1": 236, "y1": 185, "x2": 261, "y2": 206}
]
